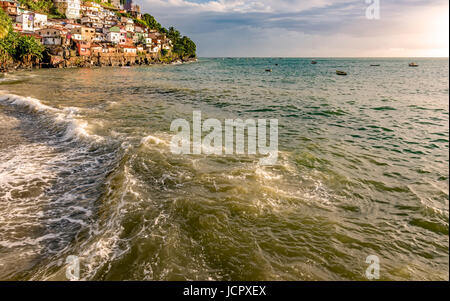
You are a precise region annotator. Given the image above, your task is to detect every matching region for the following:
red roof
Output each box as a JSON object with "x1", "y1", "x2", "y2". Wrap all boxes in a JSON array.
[
  {"x1": 119, "y1": 44, "x2": 136, "y2": 49},
  {"x1": 20, "y1": 33, "x2": 42, "y2": 39}
]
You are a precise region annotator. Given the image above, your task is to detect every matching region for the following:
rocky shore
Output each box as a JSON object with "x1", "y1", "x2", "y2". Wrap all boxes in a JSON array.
[{"x1": 1, "y1": 48, "x2": 196, "y2": 72}]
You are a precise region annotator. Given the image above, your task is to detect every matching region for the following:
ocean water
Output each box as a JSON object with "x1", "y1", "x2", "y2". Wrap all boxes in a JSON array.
[{"x1": 0, "y1": 58, "x2": 448, "y2": 280}]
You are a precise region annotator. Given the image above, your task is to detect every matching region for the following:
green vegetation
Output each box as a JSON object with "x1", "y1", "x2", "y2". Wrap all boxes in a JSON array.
[
  {"x1": 0, "y1": 31, "x2": 45, "y2": 65},
  {"x1": 17, "y1": 0, "x2": 53, "y2": 14},
  {"x1": 141, "y1": 13, "x2": 163, "y2": 31},
  {"x1": 17, "y1": 0, "x2": 65, "y2": 18},
  {"x1": 132, "y1": 16, "x2": 196, "y2": 58},
  {"x1": 0, "y1": 9, "x2": 11, "y2": 39},
  {"x1": 133, "y1": 18, "x2": 148, "y2": 29},
  {"x1": 49, "y1": 7, "x2": 66, "y2": 19},
  {"x1": 87, "y1": 0, "x2": 116, "y2": 9},
  {"x1": 167, "y1": 27, "x2": 196, "y2": 58},
  {"x1": 0, "y1": 10, "x2": 12, "y2": 65},
  {"x1": 16, "y1": 35, "x2": 45, "y2": 61}
]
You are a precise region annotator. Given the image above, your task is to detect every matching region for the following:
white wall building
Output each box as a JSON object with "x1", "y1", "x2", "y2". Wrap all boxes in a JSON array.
[
  {"x1": 93, "y1": 32, "x2": 106, "y2": 42},
  {"x1": 65, "y1": 22, "x2": 82, "y2": 30},
  {"x1": 148, "y1": 45, "x2": 160, "y2": 53},
  {"x1": 16, "y1": 11, "x2": 34, "y2": 32},
  {"x1": 53, "y1": 0, "x2": 81, "y2": 20},
  {"x1": 125, "y1": 19, "x2": 134, "y2": 32},
  {"x1": 107, "y1": 31, "x2": 121, "y2": 44},
  {"x1": 71, "y1": 33, "x2": 82, "y2": 40},
  {"x1": 107, "y1": 27, "x2": 126, "y2": 44},
  {"x1": 35, "y1": 28, "x2": 62, "y2": 45},
  {"x1": 122, "y1": 46, "x2": 137, "y2": 54},
  {"x1": 33, "y1": 13, "x2": 47, "y2": 30}
]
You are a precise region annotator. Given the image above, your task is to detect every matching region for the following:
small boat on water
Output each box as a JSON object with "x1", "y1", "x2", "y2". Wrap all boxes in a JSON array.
[
  {"x1": 409, "y1": 62, "x2": 419, "y2": 67},
  {"x1": 311, "y1": 60, "x2": 317, "y2": 64},
  {"x1": 265, "y1": 69, "x2": 272, "y2": 72},
  {"x1": 336, "y1": 70, "x2": 347, "y2": 76},
  {"x1": 370, "y1": 64, "x2": 380, "y2": 66}
]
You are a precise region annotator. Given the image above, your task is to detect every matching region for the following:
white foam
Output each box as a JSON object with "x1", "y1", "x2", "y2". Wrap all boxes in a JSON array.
[
  {"x1": 0, "y1": 92, "x2": 119, "y2": 279},
  {"x1": 141, "y1": 134, "x2": 168, "y2": 146},
  {"x1": 0, "y1": 93, "x2": 103, "y2": 143}
]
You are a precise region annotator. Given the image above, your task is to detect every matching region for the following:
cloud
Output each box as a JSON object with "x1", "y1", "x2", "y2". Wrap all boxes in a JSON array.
[{"x1": 138, "y1": 0, "x2": 449, "y2": 57}]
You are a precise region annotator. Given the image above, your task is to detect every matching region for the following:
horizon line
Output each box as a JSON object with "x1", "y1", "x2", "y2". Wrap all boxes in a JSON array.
[{"x1": 198, "y1": 56, "x2": 449, "y2": 59}]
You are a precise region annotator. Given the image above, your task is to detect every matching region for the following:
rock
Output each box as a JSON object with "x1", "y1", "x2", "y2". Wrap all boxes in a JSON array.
[{"x1": 1, "y1": 50, "x2": 191, "y2": 72}]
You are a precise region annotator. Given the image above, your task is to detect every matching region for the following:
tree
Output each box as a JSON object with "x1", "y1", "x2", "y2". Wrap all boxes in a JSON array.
[
  {"x1": 168, "y1": 27, "x2": 181, "y2": 42},
  {"x1": 17, "y1": 0, "x2": 53, "y2": 14},
  {"x1": 182, "y1": 36, "x2": 197, "y2": 58},
  {"x1": 1, "y1": 31, "x2": 44, "y2": 65},
  {"x1": 172, "y1": 36, "x2": 196, "y2": 58},
  {"x1": 0, "y1": 9, "x2": 11, "y2": 39},
  {"x1": 16, "y1": 35, "x2": 45, "y2": 61},
  {"x1": 0, "y1": 31, "x2": 19, "y2": 59},
  {"x1": 142, "y1": 13, "x2": 162, "y2": 31}
]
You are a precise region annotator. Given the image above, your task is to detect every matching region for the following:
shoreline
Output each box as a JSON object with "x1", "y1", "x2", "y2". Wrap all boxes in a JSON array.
[{"x1": 1, "y1": 55, "x2": 198, "y2": 74}]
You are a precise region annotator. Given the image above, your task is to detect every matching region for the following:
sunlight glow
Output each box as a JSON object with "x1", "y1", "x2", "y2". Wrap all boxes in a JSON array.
[{"x1": 426, "y1": 10, "x2": 449, "y2": 57}]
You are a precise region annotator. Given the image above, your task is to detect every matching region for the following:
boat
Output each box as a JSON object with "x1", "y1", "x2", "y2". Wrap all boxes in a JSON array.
[
  {"x1": 265, "y1": 69, "x2": 272, "y2": 72},
  {"x1": 409, "y1": 62, "x2": 419, "y2": 67},
  {"x1": 336, "y1": 70, "x2": 347, "y2": 76},
  {"x1": 311, "y1": 60, "x2": 317, "y2": 64},
  {"x1": 370, "y1": 64, "x2": 380, "y2": 66}
]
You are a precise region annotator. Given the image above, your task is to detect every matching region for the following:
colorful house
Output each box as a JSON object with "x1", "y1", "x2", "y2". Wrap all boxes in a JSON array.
[
  {"x1": 16, "y1": 11, "x2": 34, "y2": 32},
  {"x1": 35, "y1": 28, "x2": 62, "y2": 45},
  {"x1": 71, "y1": 26, "x2": 95, "y2": 42},
  {"x1": 107, "y1": 26, "x2": 126, "y2": 44},
  {"x1": 76, "y1": 40, "x2": 91, "y2": 56},
  {"x1": 0, "y1": 0, "x2": 18, "y2": 16},
  {"x1": 120, "y1": 44, "x2": 136, "y2": 54},
  {"x1": 12, "y1": 22, "x2": 21, "y2": 31},
  {"x1": 90, "y1": 43, "x2": 103, "y2": 54},
  {"x1": 33, "y1": 12, "x2": 47, "y2": 30}
]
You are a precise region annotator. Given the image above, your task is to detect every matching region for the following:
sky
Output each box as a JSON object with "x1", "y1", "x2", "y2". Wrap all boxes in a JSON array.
[{"x1": 138, "y1": 0, "x2": 449, "y2": 57}]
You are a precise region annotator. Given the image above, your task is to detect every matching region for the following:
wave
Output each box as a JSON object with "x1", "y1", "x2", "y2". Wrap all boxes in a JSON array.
[
  {"x1": 0, "y1": 93, "x2": 104, "y2": 144},
  {"x1": 0, "y1": 92, "x2": 123, "y2": 280}
]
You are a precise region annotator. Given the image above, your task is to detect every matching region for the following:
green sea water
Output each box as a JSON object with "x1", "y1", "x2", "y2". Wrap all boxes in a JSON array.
[{"x1": 0, "y1": 58, "x2": 448, "y2": 280}]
